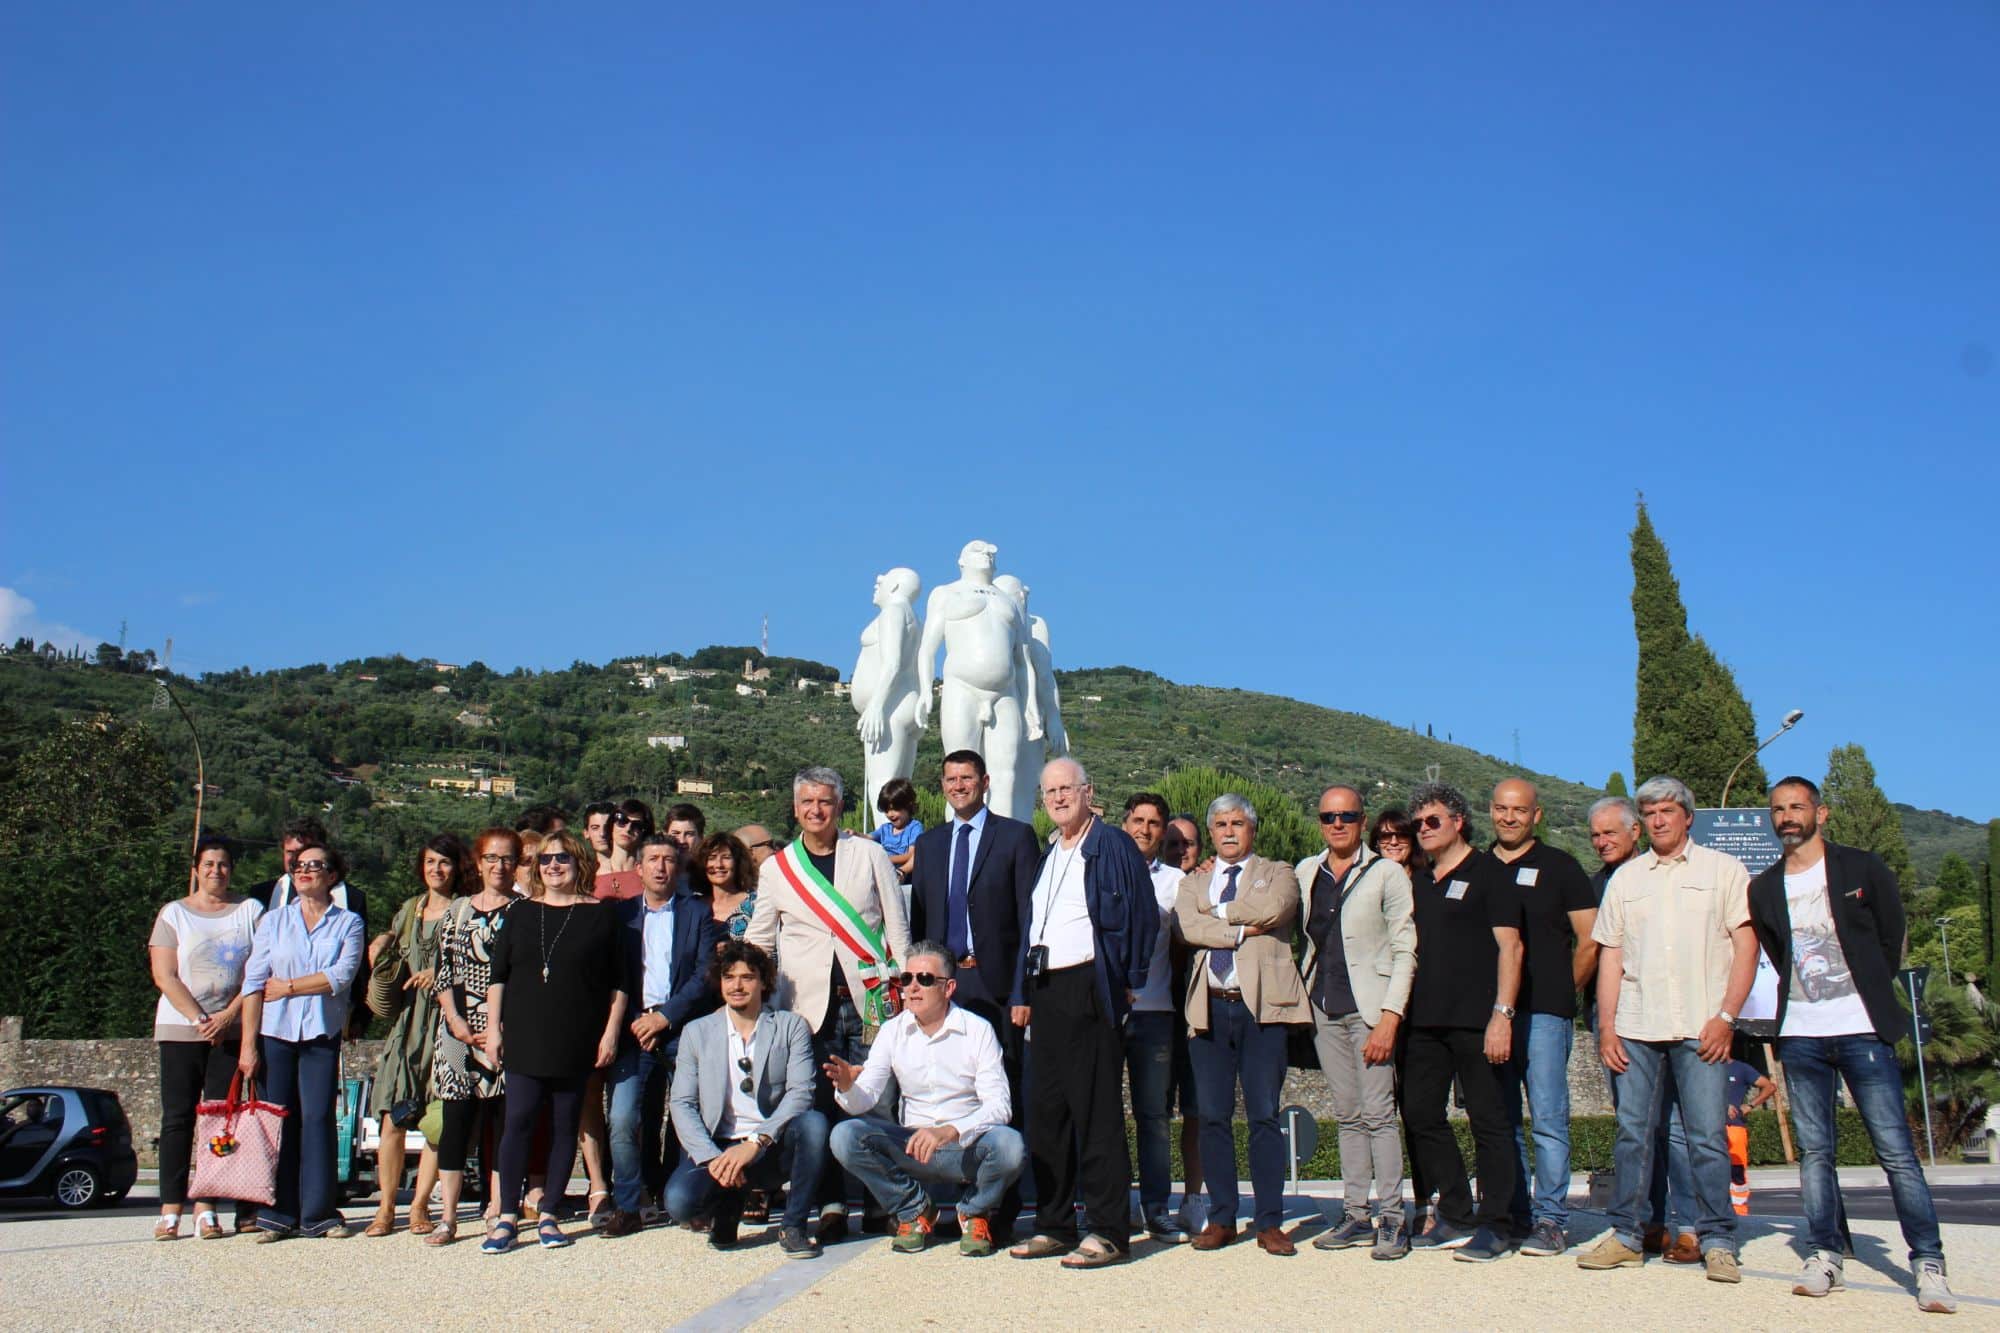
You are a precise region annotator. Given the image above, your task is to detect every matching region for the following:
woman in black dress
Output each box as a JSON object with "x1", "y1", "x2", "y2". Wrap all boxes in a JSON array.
[{"x1": 482, "y1": 828, "x2": 629, "y2": 1253}]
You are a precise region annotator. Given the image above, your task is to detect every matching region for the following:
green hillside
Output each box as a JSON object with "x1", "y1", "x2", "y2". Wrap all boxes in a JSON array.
[{"x1": 0, "y1": 650, "x2": 1981, "y2": 894}]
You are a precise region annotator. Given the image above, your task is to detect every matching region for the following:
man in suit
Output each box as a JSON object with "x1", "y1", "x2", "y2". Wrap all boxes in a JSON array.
[
  {"x1": 1297, "y1": 784, "x2": 1417, "y2": 1259},
  {"x1": 603, "y1": 835, "x2": 726, "y2": 1236},
  {"x1": 1178, "y1": 793, "x2": 1308, "y2": 1257},
  {"x1": 1747, "y1": 776, "x2": 1954, "y2": 1313},
  {"x1": 666, "y1": 940, "x2": 828, "y2": 1258},
  {"x1": 1008, "y1": 757, "x2": 1156, "y2": 1269},
  {"x1": 746, "y1": 766, "x2": 913, "y2": 1240}
]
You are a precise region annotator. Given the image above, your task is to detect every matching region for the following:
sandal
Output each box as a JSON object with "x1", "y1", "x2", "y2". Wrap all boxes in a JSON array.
[
  {"x1": 480, "y1": 1219, "x2": 517, "y2": 1255},
  {"x1": 408, "y1": 1209, "x2": 435, "y2": 1237},
  {"x1": 586, "y1": 1190, "x2": 613, "y2": 1228},
  {"x1": 537, "y1": 1216, "x2": 572, "y2": 1249},
  {"x1": 1060, "y1": 1235, "x2": 1129, "y2": 1269},
  {"x1": 1009, "y1": 1233, "x2": 1073, "y2": 1260},
  {"x1": 153, "y1": 1215, "x2": 181, "y2": 1242},
  {"x1": 423, "y1": 1220, "x2": 458, "y2": 1247},
  {"x1": 364, "y1": 1212, "x2": 396, "y2": 1238},
  {"x1": 197, "y1": 1211, "x2": 225, "y2": 1241}
]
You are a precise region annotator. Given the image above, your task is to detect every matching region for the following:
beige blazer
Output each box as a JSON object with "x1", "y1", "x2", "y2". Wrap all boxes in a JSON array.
[
  {"x1": 1293, "y1": 847, "x2": 1417, "y2": 1028},
  {"x1": 1176, "y1": 853, "x2": 1308, "y2": 1031},
  {"x1": 745, "y1": 833, "x2": 913, "y2": 1030}
]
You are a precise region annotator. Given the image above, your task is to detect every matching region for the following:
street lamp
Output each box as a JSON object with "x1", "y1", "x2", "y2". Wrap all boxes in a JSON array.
[
  {"x1": 1719, "y1": 708, "x2": 1805, "y2": 808},
  {"x1": 1936, "y1": 917, "x2": 1955, "y2": 985}
]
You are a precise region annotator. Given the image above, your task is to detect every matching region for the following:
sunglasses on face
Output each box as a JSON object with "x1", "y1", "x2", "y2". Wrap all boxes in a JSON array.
[
  {"x1": 896, "y1": 971, "x2": 946, "y2": 989},
  {"x1": 737, "y1": 1055, "x2": 753, "y2": 1094},
  {"x1": 294, "y1": 859, "x2": 330, "y2": 873},
  {"x1": 537, "y1": 852, "x2": 575, "y2": 867},
  {"x1": 1318, "y1": 810, "x2": 1364, "y2": 825},
  {"x1": 613, "y1": 812, "x2": 644, "y2": 826},
  {"x1": 1375, "y1": 830, "x2": 1410, "y2": 843},
  {"x1": 1413, "y1": 814, "x2": 1448, "y2": 831}
]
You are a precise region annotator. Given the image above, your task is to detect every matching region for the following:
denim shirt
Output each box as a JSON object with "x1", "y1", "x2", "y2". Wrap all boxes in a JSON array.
[{"x1": 243, "y1": 899, "x2": 366, "y2": 1043}]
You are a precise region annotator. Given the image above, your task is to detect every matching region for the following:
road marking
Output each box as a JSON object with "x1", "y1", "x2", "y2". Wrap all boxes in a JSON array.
[
  {"x1": 667, "y1": 1235, "x2": 881, "y2": 1331},
  {"x1": 1739, "y1": 1267, "x2": 1997, "y2": 1309}
]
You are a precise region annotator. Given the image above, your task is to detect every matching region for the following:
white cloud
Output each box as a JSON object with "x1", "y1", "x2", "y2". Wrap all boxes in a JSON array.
[{"x1": 0, "y1": 587, "x2": 102, "y2": 655}]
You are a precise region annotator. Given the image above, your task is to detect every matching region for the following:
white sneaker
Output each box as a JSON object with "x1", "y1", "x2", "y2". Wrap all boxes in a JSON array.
[
  {"x1": 1916, "y1": 1259, "x2": 1958, "y2": 1314},
  {"x1": 1793, "y1": 1251, "x2": 1844, "y2": 1297}
]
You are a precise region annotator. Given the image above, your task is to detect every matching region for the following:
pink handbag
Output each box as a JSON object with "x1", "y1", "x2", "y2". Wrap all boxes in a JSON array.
[{"x1": 189, "y1": 1073, "x2": 289, "y2": 1205}]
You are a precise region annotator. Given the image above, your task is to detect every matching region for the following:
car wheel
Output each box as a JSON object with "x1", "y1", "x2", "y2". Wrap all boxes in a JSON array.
[{"x1": 52, "y1": 1164, "x2": 101, "y2": 1209}]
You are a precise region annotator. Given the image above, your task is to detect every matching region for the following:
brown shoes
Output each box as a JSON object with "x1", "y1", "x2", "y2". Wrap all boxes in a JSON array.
[
  {"x1": 1256, "y1": 1227, "x2": 1296, "y2": 1256},
  {"x1": 1190, "y1": 1223, "x2": 1238, "y2": 1251},
  {"x1": 1663, "y1": 1232, "x2": 1702, "y2": 1265},
  {"x1": 600, "y1": 1209, "x2": 645, "y2": 1238}
]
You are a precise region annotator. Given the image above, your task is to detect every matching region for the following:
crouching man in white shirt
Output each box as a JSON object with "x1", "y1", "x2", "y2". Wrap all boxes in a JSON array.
[{"x1": 825, "y1": 940, "x2": 1025, "y2": 1257}]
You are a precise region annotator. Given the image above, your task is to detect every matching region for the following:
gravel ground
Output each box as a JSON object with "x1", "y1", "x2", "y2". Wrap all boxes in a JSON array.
[{"x1": 3, "y1": 1201, "x2": 1993, "y2": 1329}]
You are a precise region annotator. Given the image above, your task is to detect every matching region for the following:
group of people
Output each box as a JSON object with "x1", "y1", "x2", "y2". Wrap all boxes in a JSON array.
[{"x1": 143, "y1": 754, "x2": 1956, "y2": 1312}]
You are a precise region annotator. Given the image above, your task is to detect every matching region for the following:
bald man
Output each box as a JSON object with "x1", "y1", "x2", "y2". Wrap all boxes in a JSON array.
[
  {"x1": 734, "y1": 825, "x2": 781, "y2": 869},
  {"x1": 1489, "y1": 778, "x2": 1598, "y2": 1257}
]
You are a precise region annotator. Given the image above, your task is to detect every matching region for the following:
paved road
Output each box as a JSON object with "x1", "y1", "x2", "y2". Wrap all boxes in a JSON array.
[{"x1": 1749, "y1": 1183, "x2": 2000, "y2": 1229}]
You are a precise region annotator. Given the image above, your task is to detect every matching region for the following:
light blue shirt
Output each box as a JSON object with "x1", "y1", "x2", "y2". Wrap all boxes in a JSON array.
[
  {"x1": 242, "y1": 900, "x2": 365, "y2": 1043},
  {"x1": 641, "y1": 898, "x2": 677, "y2": 1009}
]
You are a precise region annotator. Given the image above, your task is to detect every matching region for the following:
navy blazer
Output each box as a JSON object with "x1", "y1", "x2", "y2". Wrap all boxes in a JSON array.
[
  {"x1": 614, "y1": 891, "x2": 724, "y2": 1048},
  {"x1": 1747, "y1": 841, "x2": 1909, "y2": 1044},
  {"x1": 909, "y1": 810, "x2": 1042, "y2": 1007},
  {"x1": 1020, "y1": 819, "x2": 1157, "y2": 1024}
]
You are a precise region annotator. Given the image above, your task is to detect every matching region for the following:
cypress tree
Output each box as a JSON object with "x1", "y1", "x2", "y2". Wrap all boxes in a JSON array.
[
  {"x1": 1629, "y1": 500, "x2": 1765, "y2": 803},
  {"x1": 1606, "y1": 771, "x2": 1628, "y2": 796},
  {"x1": 1935, "y1": 854, "x2": 1979, "y2": 913},
  {"x1": 1820, "y1": 743, "x2": 1913, "y2": 888},
  {"x1": 1985, "y1": 820, "x2": 2000, "y2": 975}
]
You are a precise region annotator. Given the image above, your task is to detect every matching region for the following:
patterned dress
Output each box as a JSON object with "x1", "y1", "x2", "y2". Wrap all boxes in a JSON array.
[
  {"x1": 431, "y1": 895, "x2": 516, "y2": 1101},
  {"x1": 723, "y1": 891, "x2": 757, "y2": 942},
  {"x1": 370, "y1": 898, "x2": 445, "y2": 1118}
]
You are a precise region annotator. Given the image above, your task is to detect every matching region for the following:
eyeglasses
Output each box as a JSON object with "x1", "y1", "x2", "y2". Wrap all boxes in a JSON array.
[
  {"x1": 1413, "y1": 814, "x2": 1447, "y2": 831},
  {"x1": 1040, "y1": 783, "x2": 1087, "y2": 800},
  {"x1": 1318, "y1": 810, "x2": 1364, "y2": 825},
  {"x1": 744, "y1": 839, "x2": 776, "y2": 851},
  {"x1": 737, "y1": 1055, "x2": 753, "y2": 1094},
  {"x1": 537, "y1": 852, "x2": 575, "y2": 867},
  {"x1": 478, "y1": 854, "x2": 520, "y2": 866},
  {"x1": 896, "y1": 971, "x2": 946, "y2": 989},
  {"x1": 294, "y1": 859, "x2": 330, "y2": 873}
]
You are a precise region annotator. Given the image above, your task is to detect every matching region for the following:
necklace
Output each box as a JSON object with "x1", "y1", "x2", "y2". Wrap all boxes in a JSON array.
[{"x1": 538, "y1": 901, "x2": 576, "y2": 984}]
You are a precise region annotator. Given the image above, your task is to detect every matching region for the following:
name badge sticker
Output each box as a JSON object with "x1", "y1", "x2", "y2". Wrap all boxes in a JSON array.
[
  {"x1": 1516, "y1": 867, "x2": 1540, "y2": 886},
  {"x1": 1446, "y1": 880, "x2": 1470, "y2": 901}
]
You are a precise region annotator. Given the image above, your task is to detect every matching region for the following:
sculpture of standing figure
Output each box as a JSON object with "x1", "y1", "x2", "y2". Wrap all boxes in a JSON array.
[
  {"x1": 993, "y1": 575, "x2": 1068, "y2": 807},
  {"x1": 852, "y1": 567, "x2": 924, "y2": 827},
  {"x1": 915, "y1": 540, "x2": 1043, "y2": 822}
]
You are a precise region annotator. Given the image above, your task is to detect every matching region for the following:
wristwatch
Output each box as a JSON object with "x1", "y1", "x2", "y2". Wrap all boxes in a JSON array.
[
  {"x1": 1717, "y1": 1010, "x2": 1738, "y2": 1029},
  {"x1": 1492, "y1": 1004, "x2": 1517, "y2": 1020},
  {"x1": 753, "y1": 1132, "x2": 774, "y2": 1155}
]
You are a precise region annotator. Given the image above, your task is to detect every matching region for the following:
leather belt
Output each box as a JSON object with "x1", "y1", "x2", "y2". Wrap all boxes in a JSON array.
[
  {"x1": 957, "y1": 955, "x2": 978, "y2": 969},
  {"x1": 1209, "y1": 988, "x2": 1246, "y2": 1004}
]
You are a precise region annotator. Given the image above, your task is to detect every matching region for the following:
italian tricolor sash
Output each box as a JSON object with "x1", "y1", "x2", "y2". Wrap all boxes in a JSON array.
[{"x1": 773, "y1": 840, "x2": 898, "y2": 1025}]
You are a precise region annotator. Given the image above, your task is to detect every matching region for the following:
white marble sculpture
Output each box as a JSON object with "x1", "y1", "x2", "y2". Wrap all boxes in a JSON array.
[
  {"x1": 993, "y1": 574, "x2": 1068, "y2": 807},
  {"x1": 852, "y1": 566, "x2": 924, "y2": 826},
  {"x1": 915, "y1": 540, "x2": 1044, "y2": 822}
]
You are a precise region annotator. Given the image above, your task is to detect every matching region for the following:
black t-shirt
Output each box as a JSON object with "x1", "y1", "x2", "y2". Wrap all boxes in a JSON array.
[
  {"x1": 1406, "y1": 848, "x2": 1522, "y2": 1030},
  {"x1": 1493, "y1": 840, "x2": 1598, "y2": 1019},
  {"x1": 492, "y1": 900, "x2": 629, "y2": 1078}
]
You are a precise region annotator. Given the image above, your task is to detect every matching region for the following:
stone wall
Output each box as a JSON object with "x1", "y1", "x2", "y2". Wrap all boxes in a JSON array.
[{"x1": 0, "y1": 1018, "x2": 383, "y2": 1165}]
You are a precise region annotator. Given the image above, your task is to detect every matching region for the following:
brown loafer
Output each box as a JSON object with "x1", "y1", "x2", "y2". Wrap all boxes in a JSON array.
[
  {"x1": 1641, "y1": 1224, "x2": 1669, "y2": 1255},
  {"x1": 1256, "y1": 1227, "x2": 1296, "y2": 1257},
  {"x1": 1190, "y1": 1222, "x2": 1238, "y2": 1251},
  {"x1": 1663, "y1": 1232, "x2": 1702, "y2": 1265},
  {"x1": 600, "y1": 1209, "x2": 645, "y2": 1238},
  {"x1": 1009, "y1": 1233, "x2": 1074, "y2": 1260}
]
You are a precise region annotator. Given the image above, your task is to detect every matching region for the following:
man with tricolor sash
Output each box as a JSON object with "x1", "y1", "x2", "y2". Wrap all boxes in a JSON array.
[{"x1": 748, "y1": 766, "x2": 913, "y2": 1242}]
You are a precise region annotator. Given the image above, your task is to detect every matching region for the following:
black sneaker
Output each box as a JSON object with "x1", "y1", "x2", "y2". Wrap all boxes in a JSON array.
[
  {"x1": 1452, "y1": 1226, "x2": 1514, "y2": 1263},
  {"x1": 1409, "y1": 1219, "x2": 1475, "y2": 1251},
  {"x1": 777, "y1": 1226, "x2": 820, "y2": 1260},
  {"x1": 708, "y1": 1198, "x2": 743, "y2": 1250},
  {"x1": 1312, "y1": 1215, "x2": 1374, "y2": 1250},
  {"x1": 1519, "y1": 1220, "x2": 1567, "y2": 1257},
  {"x1": 1371, "y1": 1211, "x2": 1409, "y2": 1261}
]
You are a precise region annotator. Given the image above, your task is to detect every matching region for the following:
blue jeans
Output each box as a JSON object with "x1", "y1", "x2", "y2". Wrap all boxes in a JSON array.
[
  {"x1": 258, "y1": 1035, "x2": 342, "y2": 1235},
  {"x1": 1499, "y1": 1012, "x2": 1574, "y2": 1229},
  {"x1": 1779, "y1": 1034, "x2": 1943, "y2": 1265},
  {"x1": 1124, "y1": 1011, "x2": 1179, "y2": 1215},
  {"x1": 1608, "y1": 1039, "x2": 1735, "y2": 1254},
  {"x1": 830, "y1": 1116, "x2": 1026, "y2": 1223},
  {"x1": 1189, "y1": 995, "x2": 1289, "y2": 1232},
  {"x1": 606, "y1": 1044, "x2": 674, "y2": 1213},
  {"x1": 665, "y1": 1111, "x2": 830, "y2": 1233},
  {"x1": 1595, "y1": 1009, "x2": 1691, "y2": 1232}
]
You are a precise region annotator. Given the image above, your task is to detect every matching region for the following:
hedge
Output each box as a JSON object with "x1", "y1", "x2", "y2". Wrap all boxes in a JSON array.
[{"x1": 1128, "y1": 1108, "x2": 1881, "y2": 1178}]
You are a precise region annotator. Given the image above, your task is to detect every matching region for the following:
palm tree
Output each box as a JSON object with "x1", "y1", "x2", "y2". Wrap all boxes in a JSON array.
[{"x1": 1899, "y1": 986, "x2": 2000, "y2": 1150}]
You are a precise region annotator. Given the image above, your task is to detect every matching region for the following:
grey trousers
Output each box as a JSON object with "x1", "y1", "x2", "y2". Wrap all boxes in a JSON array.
[{"x1": 1312, "y1": 1006, "x2": 1404, "y2": 1221}]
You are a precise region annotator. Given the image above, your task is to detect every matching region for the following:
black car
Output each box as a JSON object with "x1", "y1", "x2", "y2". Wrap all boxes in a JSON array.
[{"x1": 0, "y1": 1086, "x2": 140, "y2": 1209}]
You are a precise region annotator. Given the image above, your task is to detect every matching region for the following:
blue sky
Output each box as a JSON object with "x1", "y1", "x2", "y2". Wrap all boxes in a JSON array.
[{"x1": 3, "y1": 4, "x2": 1995, "y2": 819}]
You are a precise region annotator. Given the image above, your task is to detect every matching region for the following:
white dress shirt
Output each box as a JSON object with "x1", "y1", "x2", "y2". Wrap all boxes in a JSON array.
[
  {"x1": 717, "y1": 1022, "x2": 764, "y2": 1141},
  {"x1": 1029, "y1": 833, "x2": 1095, "y2": 970},
  {"x1": 833, "y1": 1003, "x2": 1009, "y2": 1145},
  {"x1": 1131, "y1": 860, "x2": 1186, "y2": 1013},
  {"x1": 1207, "y1": 856, "x2": 1251, "y2": 990}
]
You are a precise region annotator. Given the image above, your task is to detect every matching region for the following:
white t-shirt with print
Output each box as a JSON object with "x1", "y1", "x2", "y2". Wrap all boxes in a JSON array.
[{"x1": 1779, "y1": 858, "x2": 1873, "y2": 1038}]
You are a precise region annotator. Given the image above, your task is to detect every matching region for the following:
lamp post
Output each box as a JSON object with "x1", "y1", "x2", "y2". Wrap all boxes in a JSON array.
[
  {"x1": 1719, "y1": 708, "x2": 1805, "y2": 808},
  {"x1": 150, "y1": 674, "x2": 206, "y2": 893},
  {"x1": 1936, "y1": 917, "x2": 1955, "y2": 986}
]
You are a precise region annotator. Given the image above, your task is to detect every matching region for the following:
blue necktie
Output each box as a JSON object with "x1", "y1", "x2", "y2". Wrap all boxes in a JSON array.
[
  {"x1": 946, "y1": 822, "x2": 973, "y2": 958},
  {"x1": 1209, "y1": 864, "x2": 1241, "y2": 984}
]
